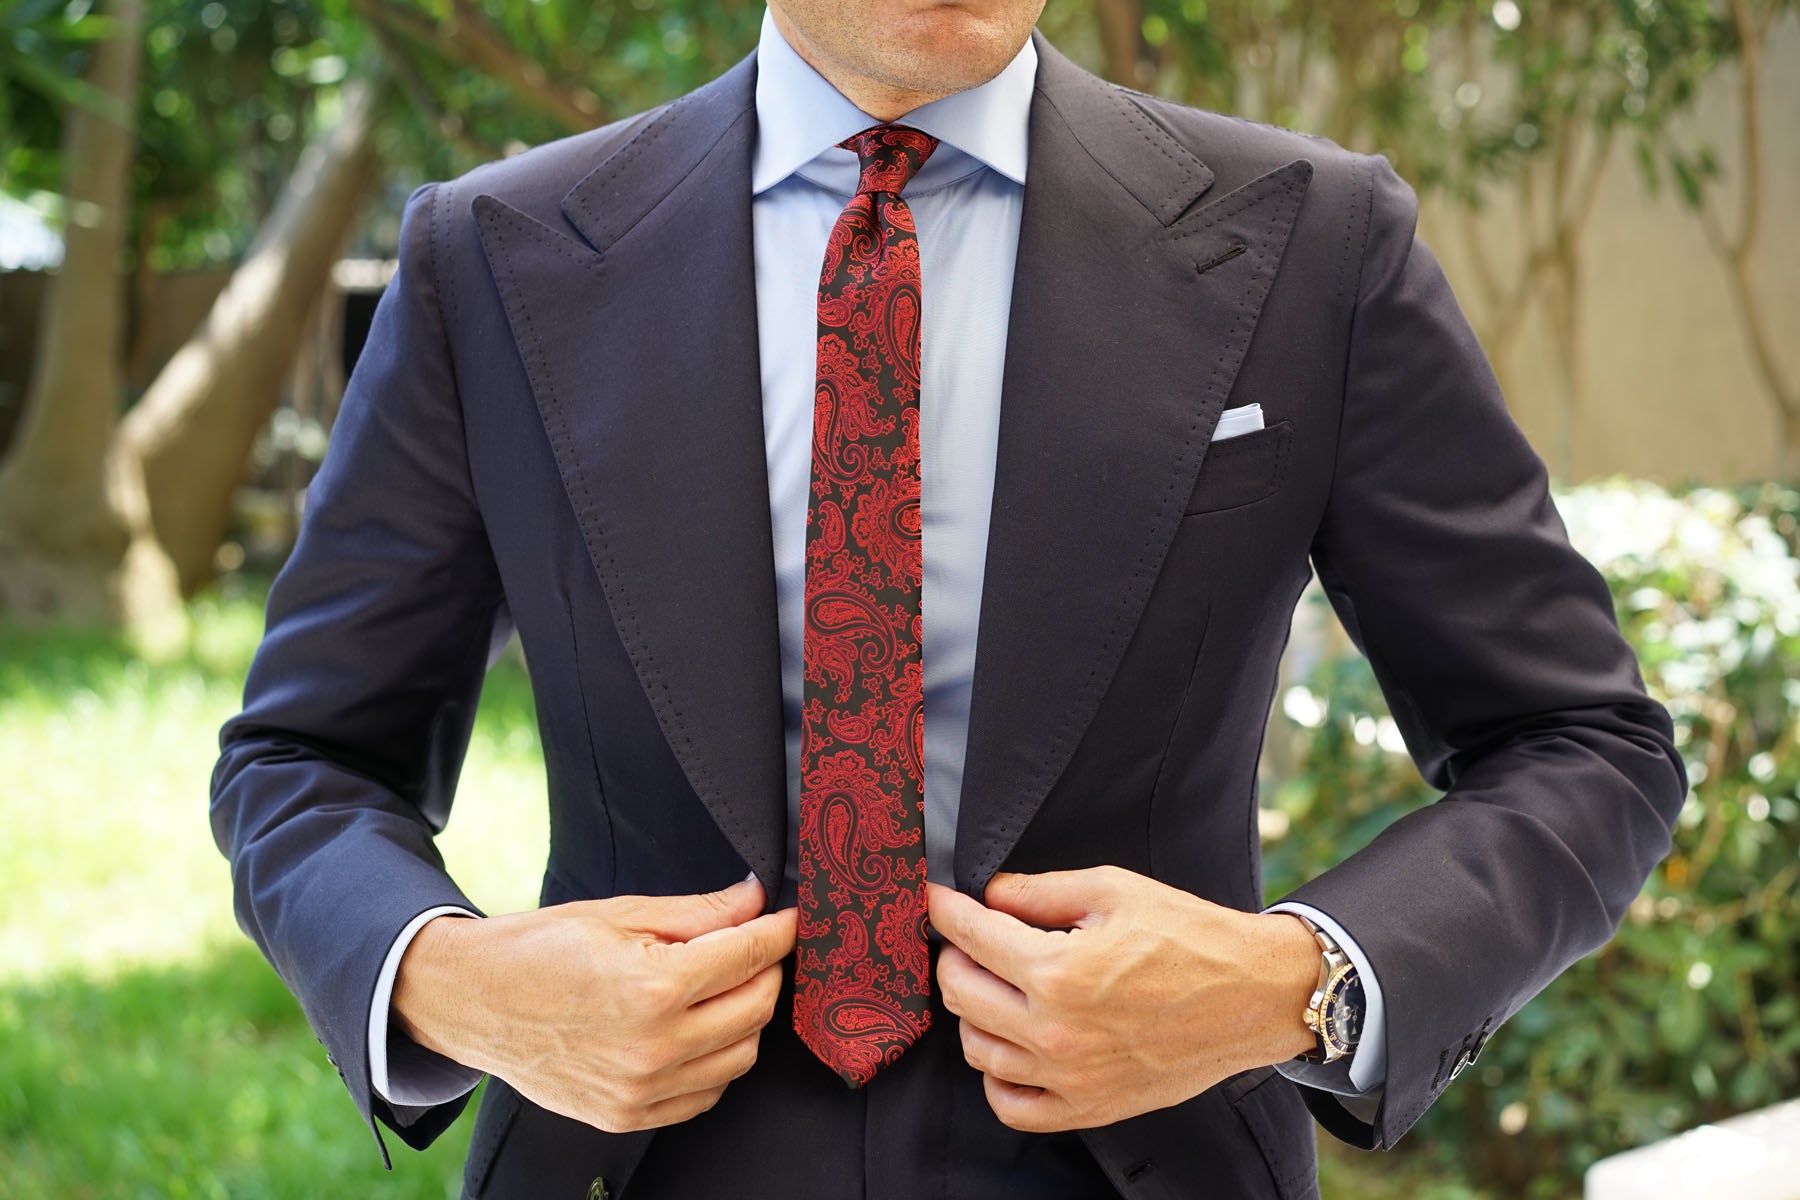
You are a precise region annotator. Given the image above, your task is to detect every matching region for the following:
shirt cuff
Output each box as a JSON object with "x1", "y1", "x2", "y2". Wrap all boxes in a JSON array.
[
  {"x1": 1263, "y1": 901, "x2": 1387, "y2": 1097},
  {"x1": 369, "y1": 905, "x2": 485, "y2": 1108}
]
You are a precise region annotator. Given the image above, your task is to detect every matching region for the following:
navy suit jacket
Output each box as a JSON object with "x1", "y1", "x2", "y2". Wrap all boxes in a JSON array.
[{"x1": 212, "y1": 33, "x2": 1684, "y2": 1200}]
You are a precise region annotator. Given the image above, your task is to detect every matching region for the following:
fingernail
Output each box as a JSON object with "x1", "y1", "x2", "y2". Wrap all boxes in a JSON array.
[{"x1": 740, "y1": 870, "x2": 760, "y2": 887}]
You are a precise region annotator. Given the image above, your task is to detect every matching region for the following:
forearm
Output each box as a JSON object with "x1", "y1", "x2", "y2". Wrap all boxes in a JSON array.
[
  {"x1": 389, "y1": 910, "x2": 514, "y2": 1076},
  {"x1": 372, "y1": 907, "x2": 484, "y2": 1108}
]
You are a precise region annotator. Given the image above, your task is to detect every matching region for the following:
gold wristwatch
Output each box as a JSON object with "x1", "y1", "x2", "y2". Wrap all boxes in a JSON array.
[{"x1": 1296, "y1": 916, "x2": 1366, "y2": 1064}]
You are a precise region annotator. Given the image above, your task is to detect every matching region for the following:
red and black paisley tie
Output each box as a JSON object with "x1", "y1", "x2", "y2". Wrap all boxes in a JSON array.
[{"x1": 793, "y1": 125, "x2": 939, "y2": 1087}]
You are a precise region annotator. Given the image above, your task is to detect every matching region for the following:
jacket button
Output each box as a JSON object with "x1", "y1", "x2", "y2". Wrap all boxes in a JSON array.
[{"x1": 586, "y1": 1178, "x2": 609, "y2": 1200}]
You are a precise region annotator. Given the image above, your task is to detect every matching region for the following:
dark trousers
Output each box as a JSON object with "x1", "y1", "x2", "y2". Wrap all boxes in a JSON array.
[{"x1": 473, "y1": 943, "x2": 1122, "y2": 1199}]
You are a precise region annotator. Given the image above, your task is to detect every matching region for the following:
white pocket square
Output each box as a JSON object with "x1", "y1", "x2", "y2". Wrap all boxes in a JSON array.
[{"x1": 1213, "y1": 402, "x2": 1265, "y2": 442}]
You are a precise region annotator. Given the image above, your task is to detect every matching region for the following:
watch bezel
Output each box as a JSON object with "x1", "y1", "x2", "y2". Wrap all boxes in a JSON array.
[{"x1": 1315, "y1": 962, "x2": 1365, "y2": 1058}]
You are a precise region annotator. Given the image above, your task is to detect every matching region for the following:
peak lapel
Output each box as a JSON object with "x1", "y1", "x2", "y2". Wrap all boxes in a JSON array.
[
  {"x1": 955, "y1": 39, "x2": 1314, "y2": 893},
  {"x1": 472, "y1": 56, "x2": 789, "y2": 890}
]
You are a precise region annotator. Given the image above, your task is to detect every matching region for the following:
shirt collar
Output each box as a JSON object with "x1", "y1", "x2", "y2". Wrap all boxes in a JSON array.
[{"x1": 751, "y1": 6, "x2": 1035, "y2": 197}]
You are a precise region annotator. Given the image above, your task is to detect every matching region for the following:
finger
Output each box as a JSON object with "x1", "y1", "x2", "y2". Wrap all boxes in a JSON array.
[
  {"x1": 640, "y1": 1028, "x2": 763, "y2": 1105},
  {"x1": 534, "y1": 1072, "x2": 729, "y2": 1135},
  {"x1": 623, "y1": 1082, "x2": 733, "y2": 1131},
  {"x1": 981, "y1": 868, "x2": 1122, "y2": 930},
  {"x1": 676, "y1": 961, "x2": 785, "y2": 1060},
  {"x1": 673, "y1": 907, "x2": 798, "y2": 1003},
  {"x1": 612, "y1": 876, "x2": 767, "y2": 942},
  {"x1": 958, "y1": 1019, "x2": 1046, "y2": 1089},
  {"x1": 983, "y1": 1074, "x2": 1078, "y2": 1134},
  {"x1": 927, "y1": 882, "x2": 1047, "y2": 986},
  {"x1": 936, "y1": 944, "x2": 1032, "y2": 1044}
]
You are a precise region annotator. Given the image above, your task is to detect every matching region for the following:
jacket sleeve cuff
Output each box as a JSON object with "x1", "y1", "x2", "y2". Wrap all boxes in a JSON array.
[{"x1": 369, "y1": 905, "x2": 485, "y2": 1111}]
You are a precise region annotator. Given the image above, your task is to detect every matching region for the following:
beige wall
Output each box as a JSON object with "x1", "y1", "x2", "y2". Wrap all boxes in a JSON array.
[{"x1": 1423, "y1": 15, "x2": 1800, "y2": 486}]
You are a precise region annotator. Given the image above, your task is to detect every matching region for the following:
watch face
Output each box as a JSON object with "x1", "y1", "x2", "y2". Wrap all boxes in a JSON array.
[{"x1": 1321, "y1": 971, "x2": 1366, "y2": 1054}]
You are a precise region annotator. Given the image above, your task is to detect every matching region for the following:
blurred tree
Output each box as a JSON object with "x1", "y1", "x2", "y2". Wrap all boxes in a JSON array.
[
  {"x1": 0, "y1": 0, "x2": 775, "y2": 626},
  {"x1": 0, "y1": 0, "x2": 386, "y2": 631},
  {"x1": 0, "y1": 0, "x2": 186, "y2": 645},
  {"x1": 118, "y1": 78, "x2": 383, "y2": 593},
  {"x1": 1658, "y1": 0, "x2": 1800, "y2": 477}
]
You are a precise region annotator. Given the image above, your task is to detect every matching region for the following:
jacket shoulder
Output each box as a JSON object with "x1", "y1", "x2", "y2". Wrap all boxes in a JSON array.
[
  {"x1": 428, "y1": 102, "x2": 669, "y2": 234},
  {"x1": 1127, "y1": 87, "x2": 1382, "y2": 199},
  {"x1": 417, "y1": 48, "x2": 756, "y2": 256},
  {"x1": 1119, "y1": 87, "x2": 1407, "y2": 297}
]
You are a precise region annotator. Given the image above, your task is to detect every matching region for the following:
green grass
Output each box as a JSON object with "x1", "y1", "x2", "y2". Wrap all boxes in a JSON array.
[
  {"x1": 0, "y1": 579, "x2": 548, "y2": 1198},
  {"x1": 0, "y1": 582, "x2": 1487, "y2": 1199},
  {"x1": 0, "y1": 945, "x2": 481, "y2": 1199}
]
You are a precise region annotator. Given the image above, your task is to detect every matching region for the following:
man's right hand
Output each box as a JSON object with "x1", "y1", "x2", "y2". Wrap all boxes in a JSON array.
[{"x1": 392, "y1": 876, "x2": 796, "y2": 1133}]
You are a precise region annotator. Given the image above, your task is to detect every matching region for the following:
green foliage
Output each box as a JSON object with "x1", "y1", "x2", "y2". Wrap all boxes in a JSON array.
[
  {"x1": 135, "y1": 0, "x2": 372, "y2": 268},
  {"x1": 1262, "y1": 479, "x2": 1800, "y2": 1194},
  {"x1": 0, "y1": 0, "x2": 121, "y2": 195},
  {"x1": 356, "y1": 0, "x2": 763, "y2": 176}
]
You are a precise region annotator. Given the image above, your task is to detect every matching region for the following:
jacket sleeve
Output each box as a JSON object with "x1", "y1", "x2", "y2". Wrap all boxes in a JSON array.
[
  {"x1": 1288, "y1": 154, "x2": 1687, "y2": 1149},
  {"x1": 210, "y1": 181, "x2": 505, "y2": 1163}
]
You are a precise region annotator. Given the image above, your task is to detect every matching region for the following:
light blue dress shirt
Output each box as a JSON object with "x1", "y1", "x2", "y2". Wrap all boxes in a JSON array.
[{"x1": 372, "y1": 6, "x2": 1385, "y2": 1118}]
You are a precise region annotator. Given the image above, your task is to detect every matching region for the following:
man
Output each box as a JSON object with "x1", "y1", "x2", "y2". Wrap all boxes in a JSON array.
[{"x1": 211, "y1": 1, "x2": 1686, "y2": 1196}]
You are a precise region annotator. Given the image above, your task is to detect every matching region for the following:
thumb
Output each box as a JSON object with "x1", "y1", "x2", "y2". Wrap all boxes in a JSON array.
[
  {"x1": 614, "y1": 875, "x2": 766, "y2": 942},
  {"x1": 982, "y1": 868, "x2": 1120, "y2": 931}
]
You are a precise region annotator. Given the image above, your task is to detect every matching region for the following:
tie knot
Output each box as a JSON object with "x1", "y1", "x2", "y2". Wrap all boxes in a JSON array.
[{"x1": 840, "y1": 125, "x2": 939, "y2": 196}]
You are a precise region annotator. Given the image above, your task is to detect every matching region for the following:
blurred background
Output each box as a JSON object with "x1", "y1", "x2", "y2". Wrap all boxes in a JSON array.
[{"x1": 0, "y1": 1, "x2": 1796, "y2": 1196}]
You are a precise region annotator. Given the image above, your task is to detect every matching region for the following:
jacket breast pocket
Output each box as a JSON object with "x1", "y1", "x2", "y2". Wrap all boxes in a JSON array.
[{"x1": 1185, "y1": 420, "x2": 1293, "y2": 515}]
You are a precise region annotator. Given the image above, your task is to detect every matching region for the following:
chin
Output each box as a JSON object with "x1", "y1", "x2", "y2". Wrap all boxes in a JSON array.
[
  {"x1": 778, "y1": 0, "x2": 1043, "y2": 102},
  {"x1": 880, "y1": 7, "x2": 1035, "y2": 92}
]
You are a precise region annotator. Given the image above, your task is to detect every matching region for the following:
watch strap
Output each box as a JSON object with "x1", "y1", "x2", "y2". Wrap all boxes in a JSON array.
[{"x1": 1297, "y1": 916, "x2": 1360, "y2": 1064}]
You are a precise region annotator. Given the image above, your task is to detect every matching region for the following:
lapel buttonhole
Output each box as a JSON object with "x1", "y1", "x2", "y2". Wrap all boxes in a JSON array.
[{"x1": 1196, "y1": 243, "x2": 1248, "y2": 275}]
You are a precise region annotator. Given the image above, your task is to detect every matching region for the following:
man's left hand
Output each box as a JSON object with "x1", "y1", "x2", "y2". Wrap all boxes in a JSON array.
[{"x1": 927, "y1": 867, "x2": 1320, "y2": 1133}]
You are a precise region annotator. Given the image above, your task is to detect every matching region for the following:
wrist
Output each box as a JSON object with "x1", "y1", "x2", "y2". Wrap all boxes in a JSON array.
[
  {"x1": 1260, "y1": 912, "x2": 1324, "y2": 1064},
  {"x1": 392, "y1": 912, "x2": 494, "y2": 1072}
]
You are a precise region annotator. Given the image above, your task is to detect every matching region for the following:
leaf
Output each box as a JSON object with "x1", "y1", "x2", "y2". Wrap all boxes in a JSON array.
[
  {"x1": 1656, "y1": 979, "x2": 1706, "y2": 1052},
  {"x1": 1633, "y1": 137, "x2": 1662, "y2": 195},
  {"x1": 1671, "y1": 155, "x2": 1703, "y2": 209}
]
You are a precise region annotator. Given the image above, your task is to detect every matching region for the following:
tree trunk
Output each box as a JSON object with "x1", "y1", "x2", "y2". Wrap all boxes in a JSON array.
[
  {"x1": 1093, "y1": 0, "x2": 1149, "y2": 88},
  {"x1": 0, "y1": 0, "x2": 183, "y2": 645},
  {"x1": 1712, "y1": 0, "x2": 1800, "y2": 480},
  {"x1": 116, "y1": 78, "x2": 383, "y2": 595},
  {"x1": 1783, "y1": 409, "x2": 1800, "y2": 484}
]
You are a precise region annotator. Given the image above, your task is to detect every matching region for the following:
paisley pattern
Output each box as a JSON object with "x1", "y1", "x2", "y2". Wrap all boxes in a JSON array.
[{"x1": 794, "y1": 125, "x2": 938, "y2": 1088}]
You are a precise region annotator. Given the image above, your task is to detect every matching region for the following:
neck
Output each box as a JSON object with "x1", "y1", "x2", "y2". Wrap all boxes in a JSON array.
[{"x1": 767, "y1": 6, "x2": 955, "y2": 123}]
